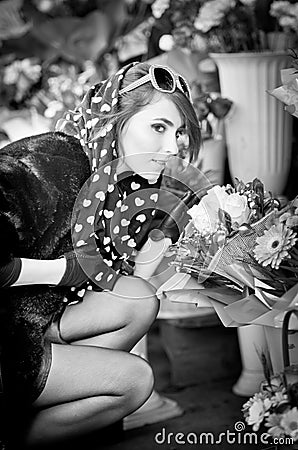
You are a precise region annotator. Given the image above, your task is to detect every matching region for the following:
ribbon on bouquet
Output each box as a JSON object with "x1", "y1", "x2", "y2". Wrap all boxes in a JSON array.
[{"x1": 268, "y1": 67, "x2": 298, "y2": 118}]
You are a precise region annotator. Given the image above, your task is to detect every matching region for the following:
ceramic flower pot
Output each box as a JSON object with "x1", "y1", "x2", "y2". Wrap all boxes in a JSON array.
[
  {"x1": 210, "y1": 52, "x2": 293, "y2": 196},
  {"x1": 232, "y1": 325, "x2": 267, "y2": 397}
]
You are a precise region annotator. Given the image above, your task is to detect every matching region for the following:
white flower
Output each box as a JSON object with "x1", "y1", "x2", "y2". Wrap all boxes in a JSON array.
[
  {"x1": 35, "y1": 0, "x2": 53, "y2": 12},
  {"x1": 265, "y1": 413, "x2": 285, "y2": 438},
  {"x1": 159, "y1": 34, "x2": 175, "y2": 51},
  {"x1": 187, "y1": 185, "x2": 228, "y2": 234},
  {"x1": 151, "y1": 0, "x2": 170, "y2": 19},
  {"x1": 246, "y1": 397, "x2": 272, "y2": 431},
  {"x1": 188, "y1": 185, "x2": 250, "y2": 233},
  {"x1": 270, "y1": 0, "x2": 298, "y2": 31},
  {"x1": 280, "y1": 15, "x2": 298, "y2": 32},
  {"x1": 270, "y1": 1, "x2": 292, "y2": 17},
  {"x1": 280, "y1": 407, "x2": 298, "y2": 440},
  {"x1": 194, "y1": 0, "x2": 236, "y2": 33},
  {"x1": 223, "y1": 193, "x2": 250, "y2": 225},
  {"x1": 3, "y1": 59, "x2": 41, "y2": 85}
]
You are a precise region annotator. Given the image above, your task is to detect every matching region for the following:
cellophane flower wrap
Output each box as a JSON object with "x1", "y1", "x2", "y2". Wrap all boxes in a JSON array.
[{"x1": 169, "y1": 178, "x2": 298, "y2": 327}]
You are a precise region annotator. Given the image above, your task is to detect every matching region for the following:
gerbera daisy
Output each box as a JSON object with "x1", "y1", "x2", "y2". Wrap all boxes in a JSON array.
[
  {"x1": 280, "y1": 407, "x2": 298, "y2": 440},
  {"x1": 265, "y1": 413, "x2": 285, "y2": 438},
  {"x1": 253, "y1": 223, "x2": 297, "y2": 269},
  {"x1": 245, "y1": 396, "x2": 272, "y2": 431}
]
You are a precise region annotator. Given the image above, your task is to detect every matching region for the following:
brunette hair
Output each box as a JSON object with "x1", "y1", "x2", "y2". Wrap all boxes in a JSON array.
[{"x1": 93, "y1": 62, "x2": 201, "y2": 162}]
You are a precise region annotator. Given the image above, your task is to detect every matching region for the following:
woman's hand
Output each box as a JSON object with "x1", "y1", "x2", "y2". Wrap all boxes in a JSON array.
[{"x1": 150, "y1": 190, "x2": 199, "y2": 243}]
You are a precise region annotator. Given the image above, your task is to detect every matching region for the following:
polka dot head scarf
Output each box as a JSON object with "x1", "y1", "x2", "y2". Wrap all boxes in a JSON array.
[{"x1": 56, "y1": 62, "x2": 162, "y2": 290}]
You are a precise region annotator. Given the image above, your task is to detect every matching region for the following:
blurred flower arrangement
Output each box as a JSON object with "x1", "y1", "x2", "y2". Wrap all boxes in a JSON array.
[
  {"x1": 0, "y1": 55, "x2": 97, "y2": 127},
  {"x1": 32, "y1": 60, "x2": 97, "y2": 124},
  {"x1": 150, "y1": 0, "x2": 298, "y2": 53},
  {"x1": 191, "y1": 81, "x2": 233, "y2": 139},
  {"x1": 0, "y1": 56, "x2": 42, "y2": 109},
  {"x1": 168, "y1": 179, "x2": 298, "y2": 328},
  {"x1": 242, "y1": 373, "x2": 297, "y2": 442}
]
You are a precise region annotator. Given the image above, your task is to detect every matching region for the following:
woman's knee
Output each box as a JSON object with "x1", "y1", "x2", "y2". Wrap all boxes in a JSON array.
[
  {"x1": 122, "y1": 355, "x2": 154, "y2": 412},
  {"x1": 114, "y1": 276, "x2": 159, "y2": 329},
  {"x1": 128, "y1": 278, "x2": 160, "y2": 329}
]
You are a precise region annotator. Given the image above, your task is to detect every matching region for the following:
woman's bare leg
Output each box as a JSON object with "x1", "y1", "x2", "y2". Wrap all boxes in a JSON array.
[
  {"x1": 60, "y1": 276, "x2": 159, "y2": 351},
  {"x1": 26, "y1": 343, "x2": 154, "y2": 447}
]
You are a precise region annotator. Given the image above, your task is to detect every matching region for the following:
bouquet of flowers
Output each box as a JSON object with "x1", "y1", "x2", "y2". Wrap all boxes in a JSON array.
[
  {"x1": 168, "y1": 178, "x2": 298, "y2": 327},
  {"x1": 150, "y1": 0, "x2": 298, "y2": 53},
  {"x1": 242, "y1": 373, "x2": 298, "y2": 443}
]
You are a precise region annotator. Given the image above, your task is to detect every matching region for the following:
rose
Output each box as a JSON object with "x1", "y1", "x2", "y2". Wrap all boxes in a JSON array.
[
  {"x1": 187, "y1": 185, "x2": 250, "y2": 234},
  {"x1": 187, "y1": 203, "x2": 215, "y2": 234},
  {"x1": 223, "y1": 193, "x2": 250, "y2": 225},
  {"x1": 187, "y1": 185, "x2": 229, "y2": 233}
]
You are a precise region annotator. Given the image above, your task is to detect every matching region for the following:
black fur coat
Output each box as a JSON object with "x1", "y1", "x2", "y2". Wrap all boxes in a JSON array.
[{"x1": 0, "y1": 131, "x2": 90, "y2": 402}]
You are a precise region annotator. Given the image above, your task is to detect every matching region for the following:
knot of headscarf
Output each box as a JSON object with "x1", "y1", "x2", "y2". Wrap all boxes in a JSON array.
[{"x1": 56, "y1": 62, "x2": 162, "y2": 290}]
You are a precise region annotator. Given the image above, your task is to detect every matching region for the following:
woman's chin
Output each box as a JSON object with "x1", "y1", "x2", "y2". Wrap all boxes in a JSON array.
[{"x1": 138, "y1": 171, "x2": 160, "y2": 183}]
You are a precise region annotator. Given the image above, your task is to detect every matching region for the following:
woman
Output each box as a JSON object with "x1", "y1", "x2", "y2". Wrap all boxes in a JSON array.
[{"x1": 0, "y1": 61, "x2": 201, "y2": 447}]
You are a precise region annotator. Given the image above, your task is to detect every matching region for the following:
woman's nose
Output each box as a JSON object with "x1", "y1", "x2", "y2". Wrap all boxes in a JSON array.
[{"x1": 163, "y1": 135, "x2": 179, "y2": 156}]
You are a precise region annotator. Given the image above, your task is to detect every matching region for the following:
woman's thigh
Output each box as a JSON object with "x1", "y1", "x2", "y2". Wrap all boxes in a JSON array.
[
  {"x1": 34, "y1": 343, "x2": 151, "y2": 408},
  {"x1": 60, "y1": 276, "x2": 158, "y2": 343}
]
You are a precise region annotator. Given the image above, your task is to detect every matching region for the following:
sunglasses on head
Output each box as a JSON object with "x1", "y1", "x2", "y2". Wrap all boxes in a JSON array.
[{"x1": 119, "y1": 64, "x2": 191, "y2": 99}]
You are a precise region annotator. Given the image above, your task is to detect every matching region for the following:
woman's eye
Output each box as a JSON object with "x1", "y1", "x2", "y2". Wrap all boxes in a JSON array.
[{"x1": 152, "y1": 124, "x2": 165, "y2": 133}]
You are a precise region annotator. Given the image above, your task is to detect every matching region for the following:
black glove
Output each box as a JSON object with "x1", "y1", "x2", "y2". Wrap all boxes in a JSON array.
[
  {"x1": 0, "y1": 257, "x2": 22, "y2": 288},
  {"x1": 150, "y1": 190, "x2": 199, "y2": 244},
  {"x1": 57, "y1": 251, "x2": 90, "y2": 287}
]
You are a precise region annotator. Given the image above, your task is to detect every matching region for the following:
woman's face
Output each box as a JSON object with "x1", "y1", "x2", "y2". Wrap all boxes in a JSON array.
[{"x1": 118, "y1": 95, "x2": 184, "y2": 182}]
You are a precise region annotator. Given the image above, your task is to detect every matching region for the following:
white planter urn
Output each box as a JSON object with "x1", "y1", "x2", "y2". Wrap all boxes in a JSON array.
[
  {"x1": 232, "y1": 325, "x2": 267, "y2": 397},
  {"x1": 210, "y1": 52, "x2": 293, "y2": 196}
]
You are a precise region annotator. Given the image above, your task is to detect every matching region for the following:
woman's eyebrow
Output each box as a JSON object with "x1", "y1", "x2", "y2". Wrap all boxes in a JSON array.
[{"x1": 153, "y1": 117, "x2": 183, "y2": 128}]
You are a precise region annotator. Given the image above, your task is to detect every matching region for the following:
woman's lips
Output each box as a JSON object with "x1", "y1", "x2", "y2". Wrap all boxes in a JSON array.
[{"x1": 152, "y1": 159, "x2": 168, "y2": 167}]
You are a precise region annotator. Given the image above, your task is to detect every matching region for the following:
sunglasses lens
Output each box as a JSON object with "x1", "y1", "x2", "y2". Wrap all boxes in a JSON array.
[
  {"x1": 178, "y1": 76, "x2": 190, "y2": 97},
  {"x1": 153, "y1": 67, "x2": 175, "y2": 92}
]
